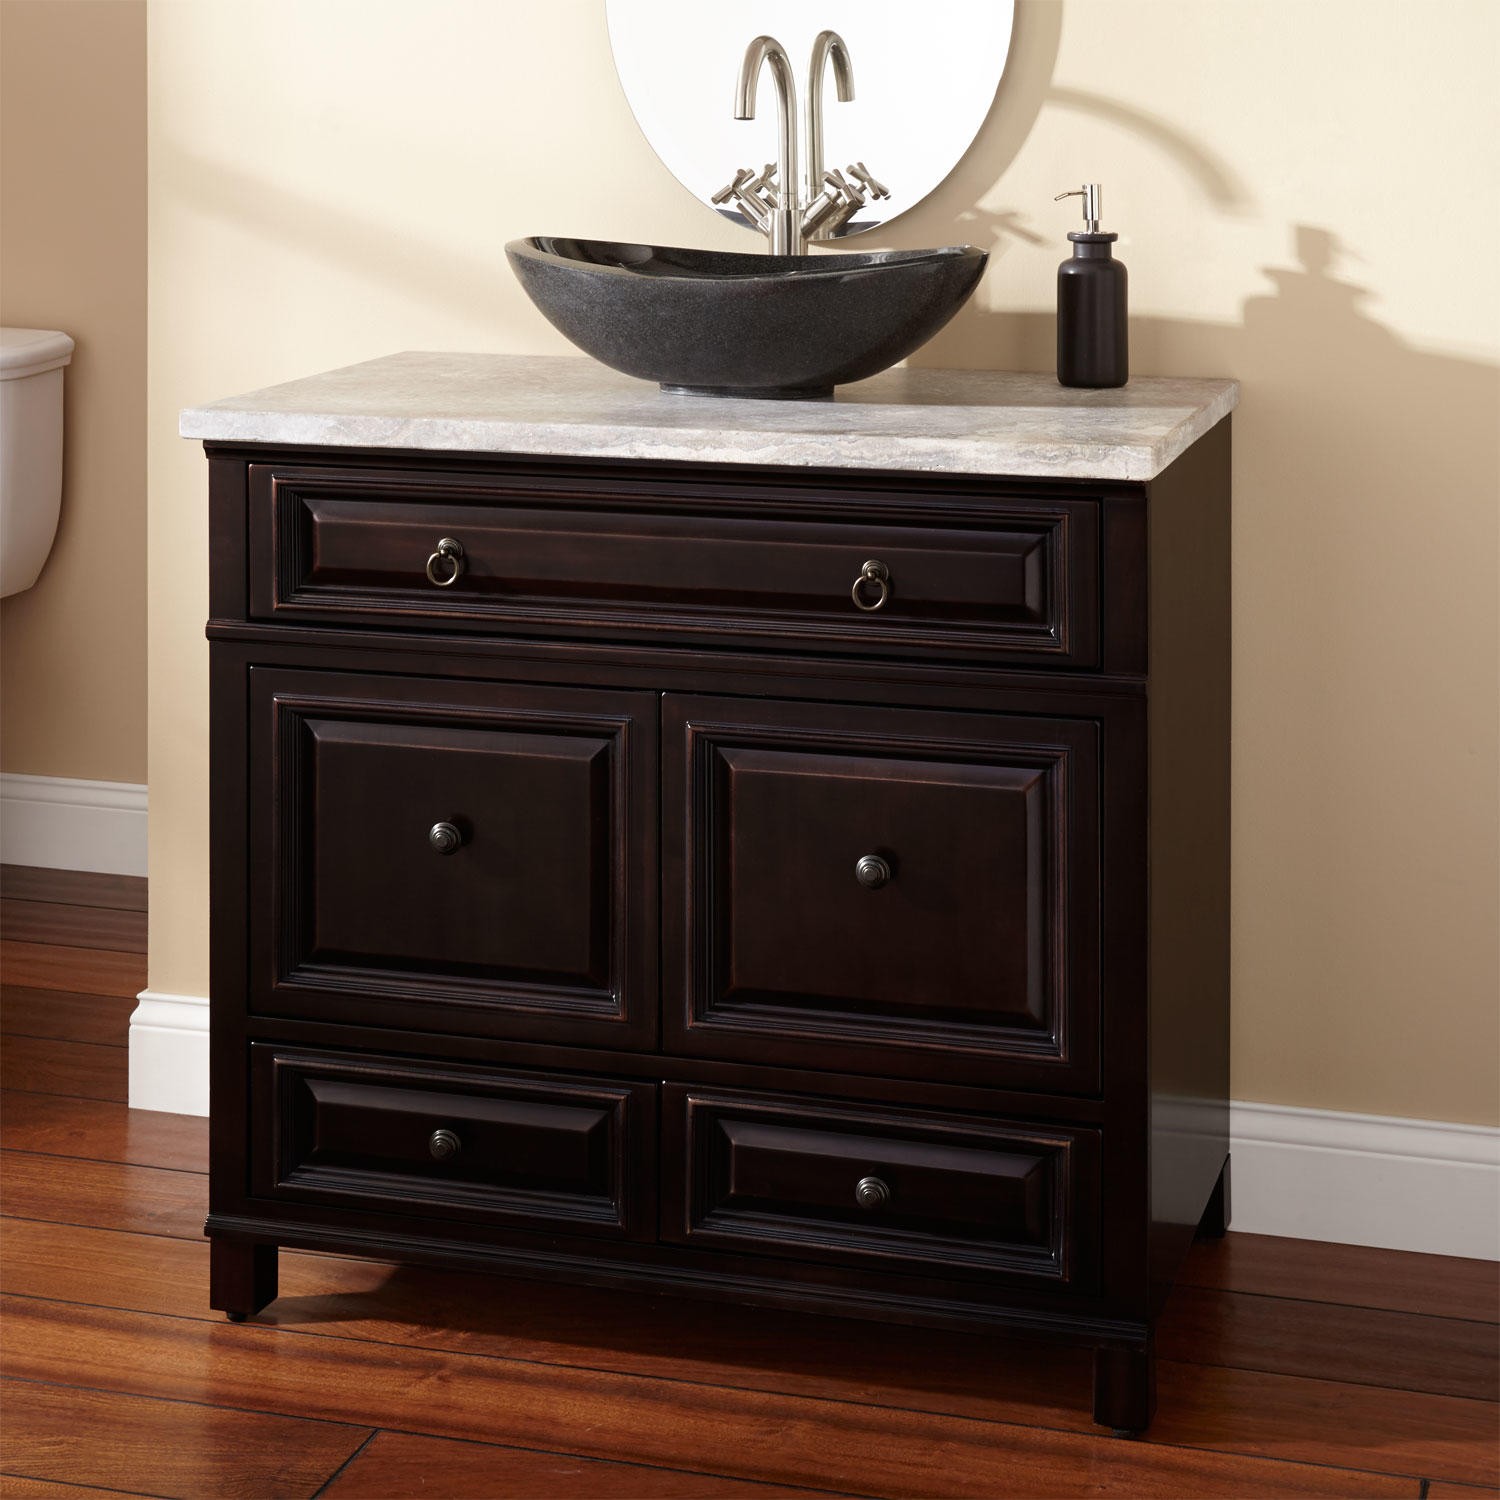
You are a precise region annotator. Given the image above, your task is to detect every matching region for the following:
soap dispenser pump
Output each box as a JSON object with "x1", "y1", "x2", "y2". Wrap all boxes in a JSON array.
[{"x1": 1054, "y1": 184, "x2": 1128, "y2": 388}]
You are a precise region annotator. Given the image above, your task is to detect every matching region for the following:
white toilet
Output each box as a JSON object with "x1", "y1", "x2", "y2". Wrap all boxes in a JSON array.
[{"x1": 1, "y1": 326, "x2": 75, "y2": 598}]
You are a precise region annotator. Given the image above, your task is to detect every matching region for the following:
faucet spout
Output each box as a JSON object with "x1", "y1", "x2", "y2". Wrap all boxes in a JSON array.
[
  {"x1": 734, "y1": 35, "x2": 801, "y2": 254},
  {"x1": 805, "y1": 30, "x2": 854, "y2": 206}
]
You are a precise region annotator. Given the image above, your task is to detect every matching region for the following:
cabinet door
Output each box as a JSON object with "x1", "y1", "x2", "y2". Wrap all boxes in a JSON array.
[
  {"x1": 249, "y1": 669, "x2": 657, "y2": 1048},
  {"x1": 663, "y1": 694, "x2": 1100, "y2": 1092}
]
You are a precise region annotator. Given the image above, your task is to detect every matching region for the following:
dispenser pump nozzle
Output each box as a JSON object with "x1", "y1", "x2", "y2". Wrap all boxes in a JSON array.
[{"x1": 1054, "y1": 183, "x2": 1102, "y2": 234}]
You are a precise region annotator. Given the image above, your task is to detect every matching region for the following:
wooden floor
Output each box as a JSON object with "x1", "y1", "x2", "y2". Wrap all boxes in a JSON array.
[{"x1": 0, "y1": 866, "x2": 1496, "y2": 1499}]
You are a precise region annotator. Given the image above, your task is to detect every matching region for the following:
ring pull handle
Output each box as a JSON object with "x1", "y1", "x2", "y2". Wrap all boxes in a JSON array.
[
  {"x1": 854, "y1": 854, "x2": 891, "y2": 890},
  {"x1": 429, "y1": 1128, "x2": 462, "y2": 1161},
  {"x1": 855, "y1": 1175, "x2": 890, "y2": 1210},
  {"x1": 428, "y1": 821, "x2": 463, "y2": 855},
  {"x1": 851, "y1": 558, "x2": 890, "y2": 612},
  {"x1": 425, "y1": 536, "x2": 466, "y2": 587}
]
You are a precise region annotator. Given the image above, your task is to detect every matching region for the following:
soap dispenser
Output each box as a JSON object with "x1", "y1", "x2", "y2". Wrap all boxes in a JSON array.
[{"x1": 1054, "y1": 184, "x2": 1128, "y2": 388}]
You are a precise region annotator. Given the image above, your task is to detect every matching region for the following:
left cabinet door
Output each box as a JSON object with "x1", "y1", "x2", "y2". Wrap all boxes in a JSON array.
[{"x1": 248, "y1": 669, "x2": 658, "y2": 1049}]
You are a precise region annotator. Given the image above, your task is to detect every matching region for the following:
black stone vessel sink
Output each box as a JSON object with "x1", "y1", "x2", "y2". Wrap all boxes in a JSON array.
[{"x1": 506, "y1": 237, "x2": 987, "y2": 400}]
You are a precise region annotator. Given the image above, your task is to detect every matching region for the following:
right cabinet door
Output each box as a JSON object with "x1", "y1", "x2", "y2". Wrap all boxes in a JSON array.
[{"x1": 663, "y1": 694, "x2": 1101, "y2": 1093}]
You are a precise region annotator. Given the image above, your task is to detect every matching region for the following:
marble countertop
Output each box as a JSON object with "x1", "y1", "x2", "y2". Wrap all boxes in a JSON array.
[{"x1": 181, "y1": 353, "x2": 1238, "y2": 482}]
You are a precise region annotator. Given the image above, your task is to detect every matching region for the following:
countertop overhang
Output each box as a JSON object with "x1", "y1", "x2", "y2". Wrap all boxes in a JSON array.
[{"x1": 181, "y1": 352, "x2": 1238, "y2": 483}]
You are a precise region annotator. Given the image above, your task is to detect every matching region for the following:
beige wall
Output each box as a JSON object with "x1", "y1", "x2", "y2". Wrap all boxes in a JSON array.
[
  {"x1": 1, "y1": 0, "x2": 147, "y2": 784},
  {"x1": 148, "y1": 0, "x2": 1499, "y2": 1125}
]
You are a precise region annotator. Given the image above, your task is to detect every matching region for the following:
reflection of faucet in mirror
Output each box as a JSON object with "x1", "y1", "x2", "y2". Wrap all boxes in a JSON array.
[{"x1": 713, "y1": 32, "x2": 891, "y2": 253}]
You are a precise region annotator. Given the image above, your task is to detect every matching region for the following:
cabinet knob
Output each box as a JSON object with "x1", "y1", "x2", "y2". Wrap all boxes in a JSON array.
[
  {"x1": 428, "y1": 821, "x2": 463, "y2": 855},
  {"x1": 854, "y1": 854, "x2": 891, "y2": 890},
  {"x1": 425, "y1": 536, "x2": 466, "y2": 587},
  {"x1": 851, "y1": 558, "x2": 890, "y2": 612},
  {"x1": 429, "y1": 1128, "x2": 462, "y2": 1161},
  {"x1": 855, "y1": 1175, "x2": 890, "y2": 1210}
]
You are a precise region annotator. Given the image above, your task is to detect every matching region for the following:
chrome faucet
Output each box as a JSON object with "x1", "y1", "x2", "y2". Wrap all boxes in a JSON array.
[
  {"x1": 714, "y1": 31, "x2": 891, "y2": 253},
  {"x1": 732, "y1": 35, "x2": 800, "y2": 254}
]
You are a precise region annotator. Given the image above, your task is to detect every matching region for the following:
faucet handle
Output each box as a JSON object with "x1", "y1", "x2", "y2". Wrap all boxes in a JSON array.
[
  {"x1": 746, "y1": 162, "x2": 781, "y2": 210},
  {"x1": 847, "y1": 162, "x2": 890, "y2": 200},
  {"x1": 712, "y1": 167, "x2": 756, "y2": 205}
]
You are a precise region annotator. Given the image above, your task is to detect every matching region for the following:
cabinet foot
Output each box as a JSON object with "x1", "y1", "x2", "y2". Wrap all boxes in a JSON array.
[
  {"x1": 210, "y1": 1240, "x2": 278, "y2": 1321},
  {"x1": 1196, "y1": 1155, "x2": 1231, "y2": 1240},
  {"x1": 1093, "y1": 1343, "x2": 1156, "y2": 1433}
]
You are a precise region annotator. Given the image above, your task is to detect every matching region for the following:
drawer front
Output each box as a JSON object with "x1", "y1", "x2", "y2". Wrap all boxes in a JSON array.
[
  {"x1": 252, "y1": 1046, "x2": 657, "y2": 1238},
  {"x1": 663, "y1": 695, "x2": 1100, "y2": 1093},
  {"x1": 663, "y1": 1086, "x2": 1098, "y2": 1286},
  {"x1": 249, "y1": 669, "x2": 657, "y2": 1049},
  {"x1": 249, "y1": 464, "x2": 1099, "y2": 667}
]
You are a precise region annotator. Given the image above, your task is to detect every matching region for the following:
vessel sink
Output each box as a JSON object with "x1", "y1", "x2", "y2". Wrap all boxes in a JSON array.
[{"x1": 505, "y1": 237, "x2": 986, "y2": 400}]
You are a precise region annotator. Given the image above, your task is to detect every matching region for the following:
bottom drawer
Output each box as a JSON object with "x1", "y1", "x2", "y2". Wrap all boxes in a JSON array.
[
  {"x1": 662, "y1": 1084, "x2": 1099, "y2": 1287},
  {"x1": 251, "y1": 1045, "x2": 657, "y2": 1239}
]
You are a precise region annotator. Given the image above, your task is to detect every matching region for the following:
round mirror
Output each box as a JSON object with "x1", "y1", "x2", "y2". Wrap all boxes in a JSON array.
[{"x1": 607, "y1": 0, "x2": 1015, "y2": 240}]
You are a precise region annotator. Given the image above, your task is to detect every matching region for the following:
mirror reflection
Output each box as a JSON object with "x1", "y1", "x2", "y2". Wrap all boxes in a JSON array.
[{"x1": 607, "y1": 0, "x2": 1016, "y2": 241}]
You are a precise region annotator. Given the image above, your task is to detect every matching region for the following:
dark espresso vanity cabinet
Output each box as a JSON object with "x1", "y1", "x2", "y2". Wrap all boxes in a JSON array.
[{"x1": 193, "y1": 356, "x2": 1234, "y2": 1433}]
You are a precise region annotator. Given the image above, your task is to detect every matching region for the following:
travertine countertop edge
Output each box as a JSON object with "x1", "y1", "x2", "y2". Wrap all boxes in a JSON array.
[{"x1": 181, "y1": 352, "x2": 1239, "y2": 483}]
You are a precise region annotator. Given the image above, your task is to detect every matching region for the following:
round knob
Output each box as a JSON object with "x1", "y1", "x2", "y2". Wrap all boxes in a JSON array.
[
  {"x1": 855, "y1": 1175, "x2": 890, "y2": 1210},
  {"x1": 854, "y1": 854, "x2": 891, "y2": 890},
  {"x1": 428, "y1": 821, "x2": 463, "y2": 855},
  {"x1": 425, "y1": 536, "x2": 465, "y2": 587},
  {"x1": 851, "y1": 558, "x2": 890, "y2": 612},
  {"x1": 428, "y1": 1128, "x2": 462, "y2": 1161}
]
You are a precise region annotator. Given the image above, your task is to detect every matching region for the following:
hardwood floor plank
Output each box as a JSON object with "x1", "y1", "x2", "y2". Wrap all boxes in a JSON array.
[
  {"x1": 1427, "y1": 1486, "x2": 1500, "y2": 1498},
  {"x1": 1182, "y1": 1232, "x2": 1500, "y2": 1324},
  {"x1": 1, "y1": 987, "x2": 136, "y2": 1047},
  {"x1": 0, "y1": 943, "x2": 144, "y2": 1000},
  {"x1": 1158, "y1": 1284, "x2": 1500, "y2": 1402},
  {"x1": 0, "y1": 1154, "x2": 204, "y2": 1240},
  {"x1": 319, "y1": 1430, "x2": 856, "y2": 1499},
  {"x1": 0, "y1": 1378, "x2": 370, "y2": 1500},
  {"x1": 0, "y1": 1095, "x2": 207, "y2": 1173},
  {"x1": 0, "y1": 1477, "x2": 157, "y2": 1498},
  {"x1": 1, "y1": 902, "x2": 146, "y2": 956},
  {"x1": 0, "y1": 1298, "x2": 1422, "y2": 1499},
  {"x1": 6, "y1": 1226, "x2": 1488, "y2": 1488},
  {"x1": 0, "y1": 1038, "x2": 126, "y2": 1104},
  {"x1": 0, "y1": 867, "x2": 147, "y2": 913}
]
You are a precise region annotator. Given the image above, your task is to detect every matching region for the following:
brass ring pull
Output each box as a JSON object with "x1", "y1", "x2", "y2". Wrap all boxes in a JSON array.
[
  {"x1": 425, "y1": 536, "x2": 465, "y2": 587},
  {"x1": 855, "y1": 1175, "x2": 890, "y2": 1210},
  {"x1": 851, "y1": 558, "x2": 890, "y2": 612},
  {"x1": 428, "y1": 821, "x2": 463, "y2": 855},
  {"x1": 429, "y1": 1128, "x2": 462, "y2": 1161},
  {"x1": 854, "y1": 854, "x2": 891, "y2": 890}
]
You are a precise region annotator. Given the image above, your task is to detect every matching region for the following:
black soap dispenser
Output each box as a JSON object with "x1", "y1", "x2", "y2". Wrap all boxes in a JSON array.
[{"x1": 1055, "y1": 183, "x2": 1128, "y2": 388}]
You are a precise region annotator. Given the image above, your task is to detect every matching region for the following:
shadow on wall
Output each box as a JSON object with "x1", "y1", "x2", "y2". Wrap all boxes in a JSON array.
[{"x1": 925, "y1": 223, "x2": 1500, "y2": 1098}]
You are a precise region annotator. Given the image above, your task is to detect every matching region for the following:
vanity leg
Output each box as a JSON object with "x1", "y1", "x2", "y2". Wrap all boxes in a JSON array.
[
  {"x1": 1196, "y1": 1155, "x2": 1232, "y2": 1241},
  {"x1": 1093, "y1": 1342, "x2": 1156, "y2": 1435},
  {"x1": 210, "y1": 1239, "x2": 278, "y2": 1322}
]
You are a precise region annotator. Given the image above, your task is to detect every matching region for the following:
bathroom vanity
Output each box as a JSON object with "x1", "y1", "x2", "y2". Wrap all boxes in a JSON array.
[{"x1": 185, "y1": 352, "x2": 1235, "y2": 1433}]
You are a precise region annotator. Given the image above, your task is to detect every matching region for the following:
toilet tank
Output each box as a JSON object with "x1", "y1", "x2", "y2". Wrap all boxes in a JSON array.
[{"x1": 1, "y1": 327, "x2": 75, "y2": 597}]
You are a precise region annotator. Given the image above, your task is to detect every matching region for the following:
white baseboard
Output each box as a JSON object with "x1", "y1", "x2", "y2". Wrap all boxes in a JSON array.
[
  {"x1": 128, "y1": 990, "x2": 209, "y2": 1117},
  {"x1": 0, "y1": 773, "x2": 147, "y2": 876},
  {"x1": 1228, "y1": 1100, "x2": 1499, "y2": 1260},
  {"x1": 122, "y1": 1003, "x2": 1500, "y2": 1261}
]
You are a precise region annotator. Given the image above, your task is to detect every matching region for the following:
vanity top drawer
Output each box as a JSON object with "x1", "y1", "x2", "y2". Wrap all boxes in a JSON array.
[
  {"x1": 663, "y1": 1085, "x2": 1099, "y2": 1287},
  {"x1": 248, "y1": 463, "x2": 1100, "y2": 666}
]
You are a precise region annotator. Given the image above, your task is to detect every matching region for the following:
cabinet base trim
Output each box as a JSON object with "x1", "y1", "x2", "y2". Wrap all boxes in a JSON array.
[{"x1": 204, "y1": 1211, "x2": 1147, "y2": 1345}]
